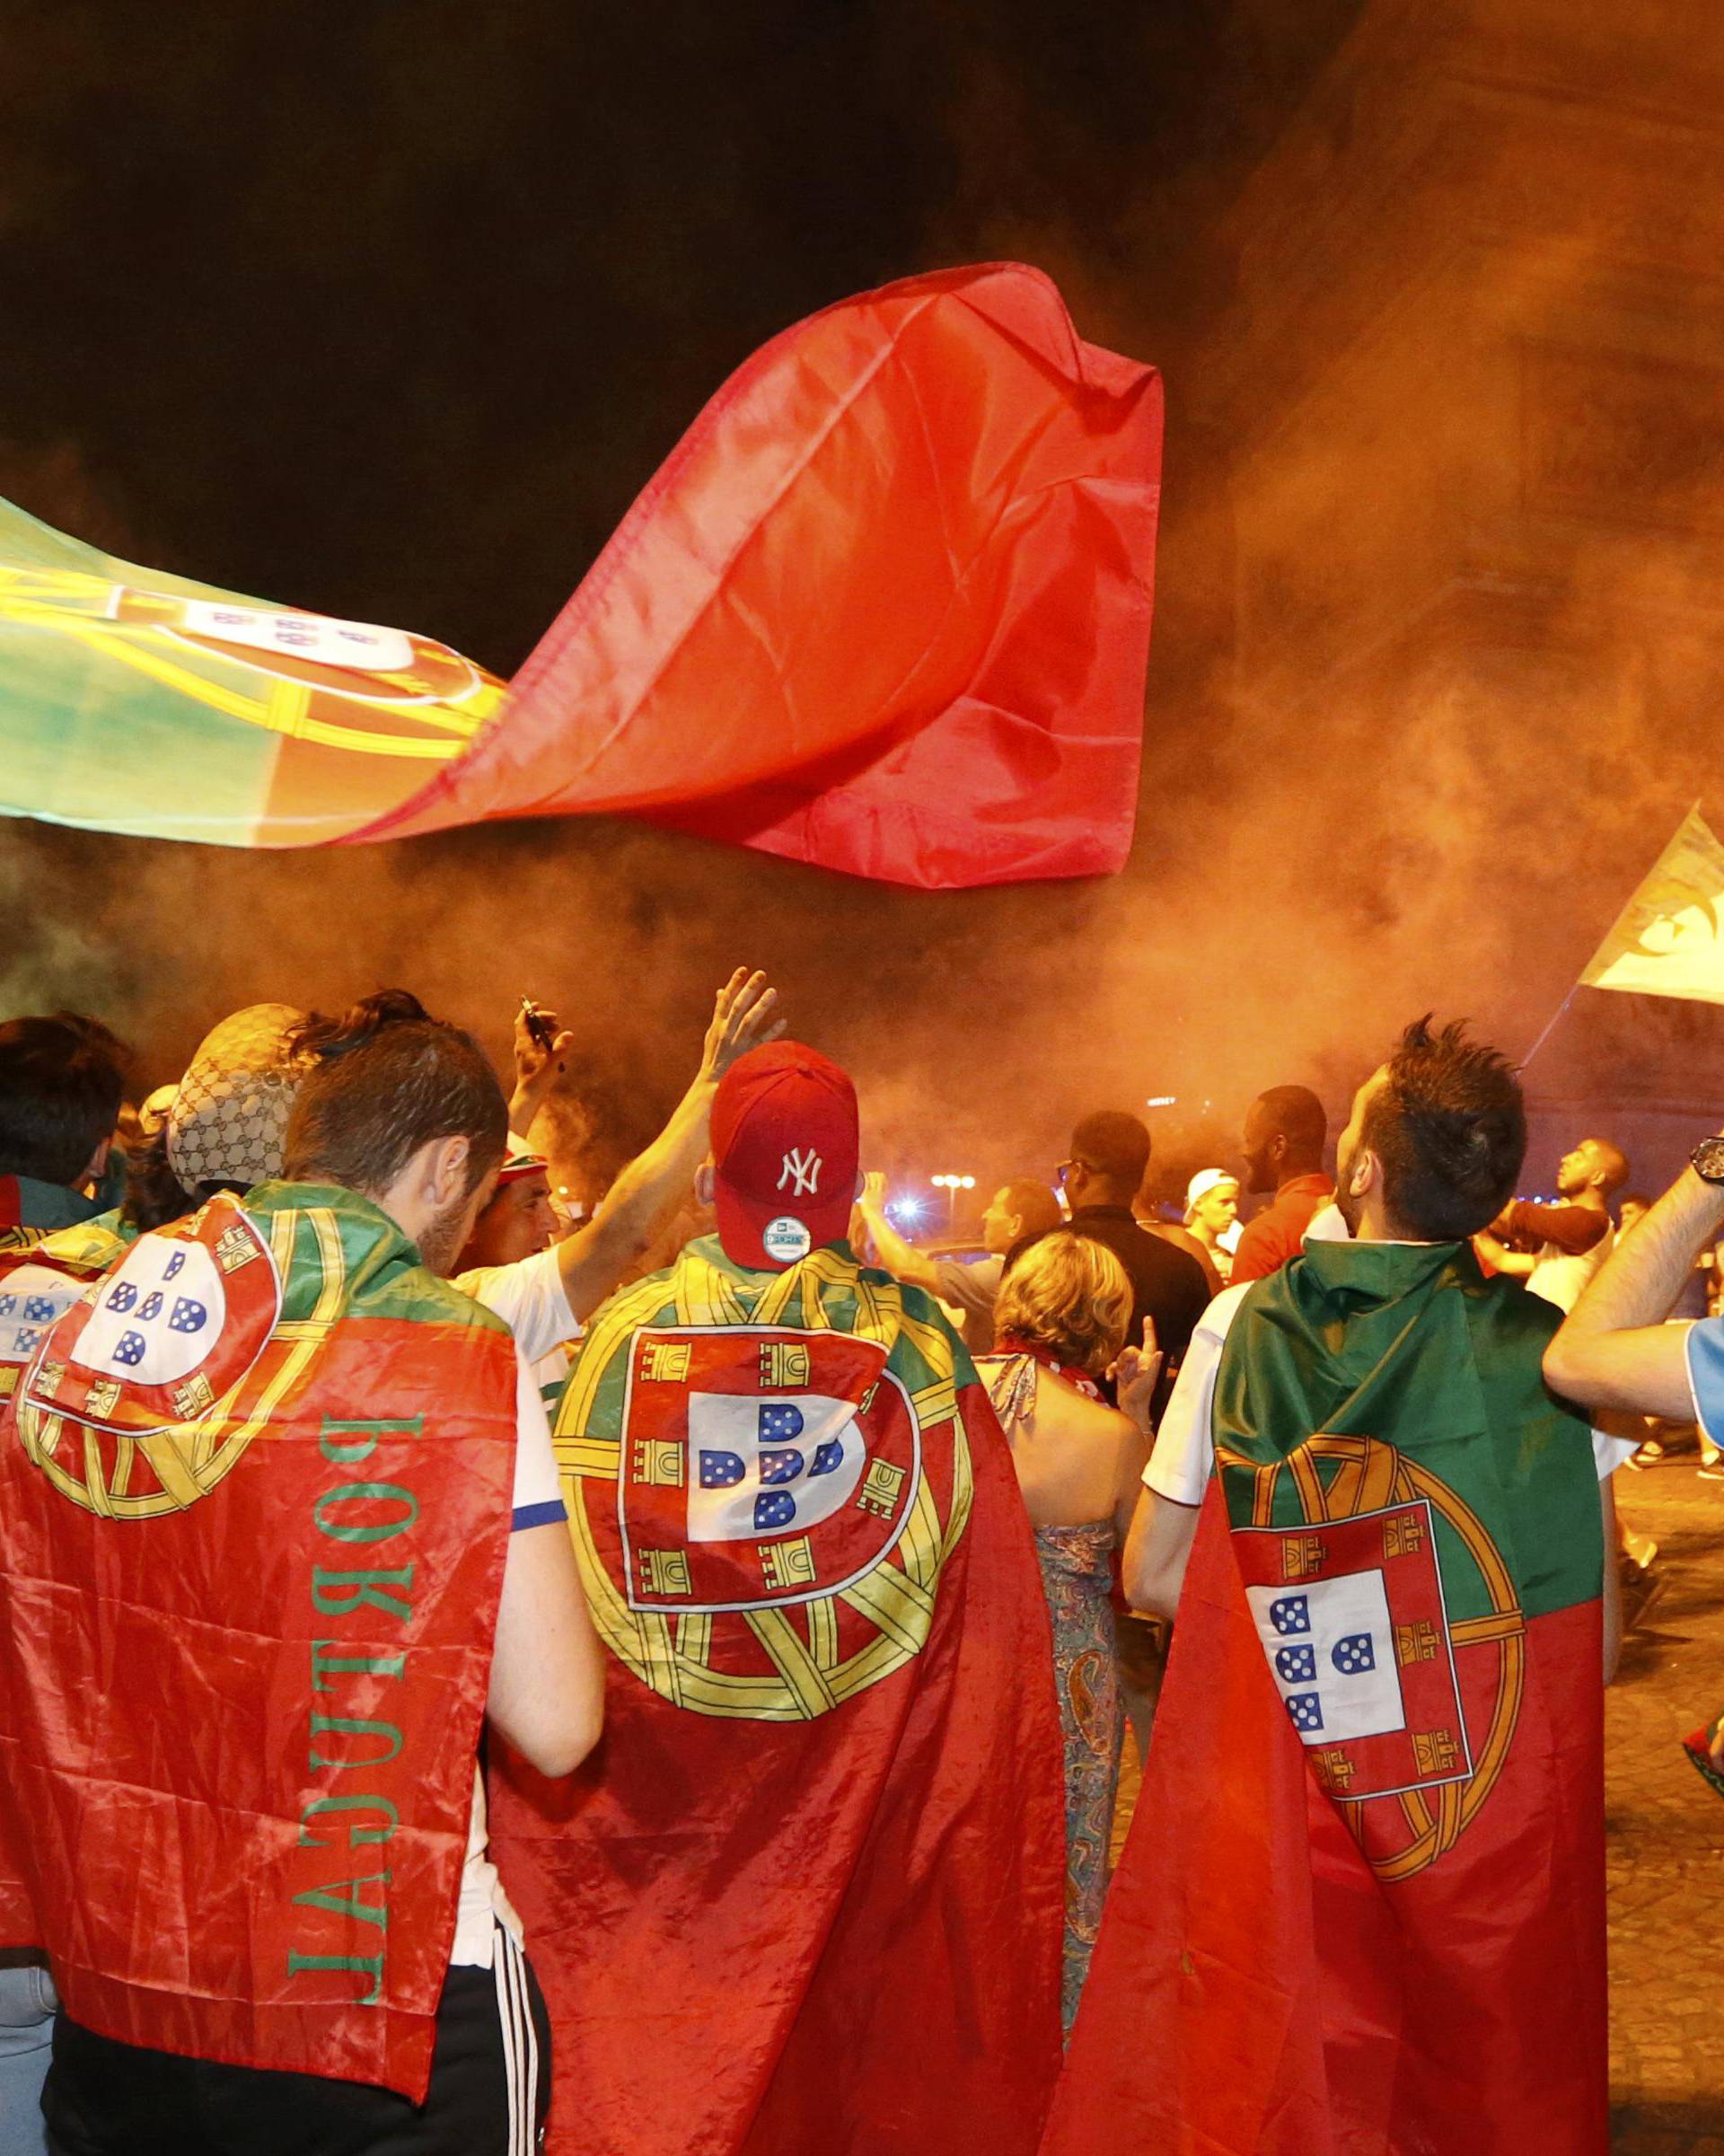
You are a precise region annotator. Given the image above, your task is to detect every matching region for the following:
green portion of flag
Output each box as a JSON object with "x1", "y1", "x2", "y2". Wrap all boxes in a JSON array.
[
  {"x1": 1214, "y1": 1238, "x2": 1604, "y2": 1623},
  {"x1": 0, "y1": 495, "x2": 497, "y2": 847}
]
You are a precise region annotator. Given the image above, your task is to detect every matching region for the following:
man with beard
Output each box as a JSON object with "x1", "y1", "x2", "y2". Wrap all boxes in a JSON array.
[
  {"x1": 1059, "y1": 1019, "x2": 1629, "y2": 2156},
  {"x1": 1229, "y1": 1085, "x2": 1334, "y2": 1286},
  {"x1": 0, "y1": 1005, "x2": 605, "y2": 2155},
  {"x1": 1475, "y1": 1135, "x2": 1628, "y2": 1313}
]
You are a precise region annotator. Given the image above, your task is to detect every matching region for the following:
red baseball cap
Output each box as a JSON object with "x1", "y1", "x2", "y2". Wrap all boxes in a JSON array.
[{"x1": 710, "y1": 1042, "x2": 859, "y2": 1272}]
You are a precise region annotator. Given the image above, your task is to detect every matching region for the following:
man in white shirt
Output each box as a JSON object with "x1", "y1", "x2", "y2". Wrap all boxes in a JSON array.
[{"x1": 1127, "y1": 1096, "x2": 1632, "y2": 1622}]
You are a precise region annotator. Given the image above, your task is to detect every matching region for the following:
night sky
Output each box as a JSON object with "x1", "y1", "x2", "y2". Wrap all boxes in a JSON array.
[{"x1": 9, "y1": 0, "x2": 1711, "y2": 1201}]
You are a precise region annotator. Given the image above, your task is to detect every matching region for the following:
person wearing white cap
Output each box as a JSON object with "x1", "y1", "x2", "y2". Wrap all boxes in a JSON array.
[{"x1": 1184, "y1": 1168, "x2": 1240, "y2": 1283}]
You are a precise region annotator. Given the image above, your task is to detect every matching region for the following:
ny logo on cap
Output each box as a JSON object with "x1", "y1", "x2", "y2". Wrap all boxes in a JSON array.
[{"x1": 778, "y1": 1148, "x2": 822, "y2": 1198}]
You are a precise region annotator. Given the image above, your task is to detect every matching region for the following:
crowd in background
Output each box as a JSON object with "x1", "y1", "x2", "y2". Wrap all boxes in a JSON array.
[{"x1": 0, "y1": 984, "x2": 1718, "y2": 2154}]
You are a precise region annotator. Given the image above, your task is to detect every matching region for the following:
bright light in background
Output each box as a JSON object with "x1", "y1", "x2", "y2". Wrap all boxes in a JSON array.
[
  {"x1": 930, "y1": 1173, "x2": 977, "y2": 1189},
  {"x1": 890, "y1": 1197, "x2": 925, "y2": 1222},
  {"x1": 1145, "y1": 1096, "x2": 1177, "y2": 1108}
]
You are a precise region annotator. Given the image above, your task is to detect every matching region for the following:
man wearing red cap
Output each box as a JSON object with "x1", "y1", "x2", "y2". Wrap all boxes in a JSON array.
[{"x1": 488, "y1": 1041, "x2": 1067, "y2": 2156}]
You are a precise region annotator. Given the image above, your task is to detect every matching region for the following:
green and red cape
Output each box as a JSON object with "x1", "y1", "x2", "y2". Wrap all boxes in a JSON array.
[{"x1": 1045, "y1": 1239, "x2": 1610, "y2": 2156}]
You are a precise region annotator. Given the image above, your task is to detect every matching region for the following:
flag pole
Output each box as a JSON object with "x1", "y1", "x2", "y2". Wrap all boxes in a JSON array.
[{"x1": 1520, "y1": 985, "x2": 1578, "y2": 1073}]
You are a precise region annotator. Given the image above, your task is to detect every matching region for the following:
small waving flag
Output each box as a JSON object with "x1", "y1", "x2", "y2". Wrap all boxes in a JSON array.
[{"x1": 0, "y1": 264, "x2": 1161, "y2": 889}]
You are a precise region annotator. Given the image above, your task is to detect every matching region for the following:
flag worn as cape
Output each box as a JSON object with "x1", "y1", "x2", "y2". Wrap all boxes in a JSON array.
[
  {"x1": 489, "y1": 1234, "x2": 1067, "y2": 2156},
  {"x1": 1043, "y1": 1239, "x2": 1610, "y2": 2156},
  {"x1": 0, "y1": 263, "x2": 1160, "y2": 890},
  {"x1": 1579, "y1": 803, "x2": 1724, "y2": 1006},
  {"x1": 0, "y1": 1185, "x2": 518, "y2": 2101}
]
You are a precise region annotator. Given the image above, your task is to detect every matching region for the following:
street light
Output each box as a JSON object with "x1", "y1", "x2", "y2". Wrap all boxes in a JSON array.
[{"x1": 929, "y1": 1173, "x2": 976, "y2": 1228}]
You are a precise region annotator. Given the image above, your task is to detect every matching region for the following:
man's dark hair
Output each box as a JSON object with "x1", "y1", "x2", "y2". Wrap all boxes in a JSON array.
[
  {"x1": 1001, "y1": 1176, "x2": 1063, "y2": 1240},
  {"x1": 121, "y1": 1124, "x2": 194, "y2": 1233},
  {"x1": 286, "y1": 989, "x2": 433, "y2": 1065},
  {"x1": 0, "y1": 1013, "x2": 129, "y2": 1185},
  {"x1": 284, "y1": 1008, "x2": 506, "y2": 1201},
  {"x1": 1070, "y1": 1112, "x2": 1151, "y2": 1198},
  {"x1": 1363, "y1": 1016, "x2": 1526, "y2": 1240},
  {"x1": 1253, "y1": 1084, "x2": 1327, "y2": 1166}
]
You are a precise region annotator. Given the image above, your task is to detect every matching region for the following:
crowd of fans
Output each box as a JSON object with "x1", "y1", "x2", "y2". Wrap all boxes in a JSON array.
[{"x1": 0, "y1": 981, "x2": 1714, "y2": 2154}]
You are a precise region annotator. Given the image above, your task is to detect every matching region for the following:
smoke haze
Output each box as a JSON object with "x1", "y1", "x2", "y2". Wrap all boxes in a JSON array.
[{"x1": 7, "y1": 0, "x2": 1724, "y2": 1208}]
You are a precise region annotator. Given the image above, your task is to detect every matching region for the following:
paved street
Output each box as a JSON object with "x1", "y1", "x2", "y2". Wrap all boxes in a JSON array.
[{"x1": 1609, "y1": 1454, "x2": 1724, "y2": 2151}]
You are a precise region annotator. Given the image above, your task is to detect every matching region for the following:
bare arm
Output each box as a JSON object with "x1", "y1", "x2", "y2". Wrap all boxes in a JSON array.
[
  {"x1": 856, "y1": 1174, "x2": 943, "y2": 1294},
  {"x1": 1473, "y1": 1231, "x2": 1535, "y2": 1279},
  {"x1": 486, "y1": 1519, "x2": 605, "y2": 1777},
  {"x1": 507, "y1": 1001, "x2": 575, "y2": 1137},
  {"x1": 1123, "y1": 1486, "x2": 1200, "y2": 1620},
  {"x1": 554, "y1": 970, "x2": 783, "y2": 1322},
  {"x1": 1544, "y1": 1166, "x2": 1724, "y2": 1415},
  {"x1": 1112, "y1": 1410, "x2": 1153, "y2": 1548}
]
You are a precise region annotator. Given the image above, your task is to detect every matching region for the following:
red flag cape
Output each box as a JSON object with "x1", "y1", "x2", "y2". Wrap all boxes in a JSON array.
[
  {"x1": 1044, "y1": 1245, "x2": 1610, "y2": 2156},
  {"x1": 0, "y1": 1186, "x2": 517, "y2": 2101},
  {"x1": 489, "y1": 1237, "x2": 1066, "y2": 2155},
  {"x1": 355, "y1": 262, "x2": 1162, "y2": 885}
]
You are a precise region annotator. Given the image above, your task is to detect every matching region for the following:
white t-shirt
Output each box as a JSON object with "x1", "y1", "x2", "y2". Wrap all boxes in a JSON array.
[
  {"x1": 446, "y1": 1326, "x2": 572, "y2": 1968},
  {"x1": 457, "y1": 1242, "x2": 583, "y2": 1414},
  {"x1": 1147, "y1": 1254, "x2": 1635, "y2": 1508},
  {"x1": 1526, "y1": 1228, "x2": 1614, "y2": 1316}
]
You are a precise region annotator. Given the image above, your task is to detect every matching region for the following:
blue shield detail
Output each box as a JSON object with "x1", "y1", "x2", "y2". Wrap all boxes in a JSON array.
[
  {"x1": 699, "y1": 1450, "x2": 746, "y2": 1489},
  {"x1": 1269, "y1": 1595, "x2": 1311, "y2": 1637},
  {"x1": 811, "y1": 1439, "x2": 845, "y2": 1476},
  {"x1": 23, "y1": 1297, "x2": 57, "y2": 1324},
  {"x1": 163, "y1": 1251, "x2": 185, "y2": 1280},
  {"x1": 0, "y1": 1295, "x2": 13, "y2": 1317},
  {"x1": 106, "y1": 1282, "x2": 137, "y2": 1315},
  {"x1": 12, "y1": 1328, "x2": 40, "y2": 1357},
  {"x1": 112, "y1": 1332, "x2": 147, "y2": 1368},
  {"x1": 1275, "y1": 1644, "x2": 1317, "y2": 1685},
  {"x1": 759, "y1": 1404, "x2": 805, "y2": 1443},
  {"x1": 168, "y1": 1298, "x2": 207, "y2": 1334},
  {"x1": 753, "y1": 1490, "x2": 797, "y2": 1533},
  {"x1": 760, "y1": 1447, "x2": 805, "y2": 1486},
  {"x1": 1333, "y1": 1633, "x2": 1377, "y2": 1676},
  {"x1": 1286, "y1": 1692, "x2": 1324, "y2": 1733},
  {"x1": 137, "y1": 1291, "x2": 163, "y2": 1321}
]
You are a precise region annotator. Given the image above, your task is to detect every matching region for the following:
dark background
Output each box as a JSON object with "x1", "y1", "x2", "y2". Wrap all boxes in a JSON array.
[{"x1": 4, "y1": 0, "x2": 1713, "y2": 1209}]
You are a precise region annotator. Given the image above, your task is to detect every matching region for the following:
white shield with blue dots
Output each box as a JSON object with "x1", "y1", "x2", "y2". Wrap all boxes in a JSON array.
[
  {"x1": 1244, "y1": 1570, "x2": 1403, "y2": 1746},
  {"x1": 685, "y1": 1393, "x2": 866, "y2": 1544},
  {"x1": 75, "y1": 1238, "x2": 227, "y2": 1389},
  {"x1": 0, "y1": 1265, "x2": 88, "y2": 1368}
]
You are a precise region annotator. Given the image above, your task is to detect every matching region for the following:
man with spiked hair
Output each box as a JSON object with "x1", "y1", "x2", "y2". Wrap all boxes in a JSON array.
[{"x1": 1054, "y1": 1018, "x2": 1631, "y2": 2156}]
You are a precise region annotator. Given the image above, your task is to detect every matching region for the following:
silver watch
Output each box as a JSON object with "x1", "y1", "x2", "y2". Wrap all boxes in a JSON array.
[{"x1": 1692, "y1": 1137, "x2": 1724, "y2": 1184}]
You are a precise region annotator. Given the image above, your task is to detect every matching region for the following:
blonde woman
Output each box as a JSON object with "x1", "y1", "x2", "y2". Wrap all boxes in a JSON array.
[{"x1": 977, "y1": 1229, "x2": 1159, "y2": 2032}]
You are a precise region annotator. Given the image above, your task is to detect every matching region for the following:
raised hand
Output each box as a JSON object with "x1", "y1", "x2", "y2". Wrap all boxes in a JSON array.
[
  {"x1": 1112, "y1": 1316, "x2": 1165, "y2": 1434},
  {"x1": 700, "y1": 969, "x2": 786, "y2": 1084}
]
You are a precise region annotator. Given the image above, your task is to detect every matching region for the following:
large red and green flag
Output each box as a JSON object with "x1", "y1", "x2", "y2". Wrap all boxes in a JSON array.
[
  {"x1": 0, "y1": 264, "x2": 1160, "y2": 888},
  {"x1": 0, "y1": 1183, "x2": 518, "y2": 2101},
  {"x1": 488, "y1": 1233, "x2": 1067, "y2": 2156},
  {"x1": 1044, "y1": 1240, "x2": 1611, "y2": 2156}
]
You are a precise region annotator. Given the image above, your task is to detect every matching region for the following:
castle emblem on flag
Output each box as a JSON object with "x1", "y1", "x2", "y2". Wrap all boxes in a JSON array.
[
  {"x1": 574, "y1": 1311, "x2": 960, "y2": 1721},
  {"x1": 1221, "y1": 1431, "x2": 1528, "y2": 1884},
  {"x1": 1239, "y1": 1500, "x2": 1472, "y2": 1797}
]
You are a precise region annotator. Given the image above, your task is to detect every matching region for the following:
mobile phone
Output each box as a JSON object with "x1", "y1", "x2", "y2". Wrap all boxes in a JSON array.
[{"x1": 519, "y1": 998, "x2": 557, "y2": 1053}]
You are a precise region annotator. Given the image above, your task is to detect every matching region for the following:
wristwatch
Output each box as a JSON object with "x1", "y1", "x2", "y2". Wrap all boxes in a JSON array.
[{"x1": 1692, "y1": 1138, "x2": 1724, "y2": 1184}]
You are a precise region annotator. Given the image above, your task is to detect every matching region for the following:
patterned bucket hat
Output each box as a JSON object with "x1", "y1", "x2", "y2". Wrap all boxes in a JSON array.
[{"x1": 166, "y1": 1003, "x2": 308, "y2": 1193}]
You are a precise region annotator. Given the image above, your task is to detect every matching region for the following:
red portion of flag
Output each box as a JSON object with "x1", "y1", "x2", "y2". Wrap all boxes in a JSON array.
[
  {"x1": 354, "y1": 263, "x2": 1162, "y2": 889},
  {"x1": 1042, "y1": 1492, "x2": 1609, "y2": 2156},
  {"x1": 488, "y1": 1374, "x2": 1066, "y2": 2156},
  {"x1": 0, "y1": 1197, "x2": 517, "y2": 2103}
]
